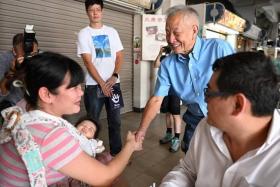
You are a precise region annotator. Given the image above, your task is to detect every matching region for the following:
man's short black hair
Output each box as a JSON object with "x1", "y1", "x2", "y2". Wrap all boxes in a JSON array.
[
  {"x1": 85, "y1": 0, "x2": 103, "y2": 11},
  {"x1": 212, "y1": 51, "x2": 280, "y2": 116}
]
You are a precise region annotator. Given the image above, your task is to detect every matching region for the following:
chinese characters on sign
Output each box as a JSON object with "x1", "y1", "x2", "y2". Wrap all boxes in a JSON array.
[{"x1": 142, "y1": 14, "x2": 167, "y2": 61}]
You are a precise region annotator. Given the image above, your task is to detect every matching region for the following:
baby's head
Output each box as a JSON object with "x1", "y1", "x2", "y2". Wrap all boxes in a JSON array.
[{"x1": 76, "y1": 117, "x2": 100, "y2": 139}]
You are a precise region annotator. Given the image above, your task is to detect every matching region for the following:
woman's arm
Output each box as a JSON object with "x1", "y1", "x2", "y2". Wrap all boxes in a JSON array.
[{"x1": 59, "y1": 131, "x2": 142, "y2": 186}]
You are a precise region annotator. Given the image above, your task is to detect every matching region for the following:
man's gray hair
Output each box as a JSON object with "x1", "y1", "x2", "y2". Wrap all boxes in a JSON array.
[{"x1": 166, "y1": 5, "x2": 200, "y2": 27}]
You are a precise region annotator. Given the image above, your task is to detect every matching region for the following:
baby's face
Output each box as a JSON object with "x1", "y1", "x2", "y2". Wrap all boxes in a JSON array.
[{"x1": 77, "y1": 120, "x2": 96, "y2": 139}]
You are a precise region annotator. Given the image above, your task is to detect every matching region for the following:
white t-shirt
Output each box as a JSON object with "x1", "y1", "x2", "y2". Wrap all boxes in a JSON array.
[
  {"x1": 77, "y1": 25, "x2": 123, "y2": 85},
  {"x1": 160, "y1": 110, "x2": 280, "y2": 187}
]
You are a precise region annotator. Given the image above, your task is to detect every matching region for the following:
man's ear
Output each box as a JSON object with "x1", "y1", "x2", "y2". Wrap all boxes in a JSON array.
[
  {"x1": 232, "y1": 93, "x2": 247, "y2": 115},
  {"x1": 193, "y1": 25, "x2": 199, "y2": 33},
  {"x1": 192, "y1": 25, "x2": 199, "y2": 39},
  {"x1": 38, "y1": 87, "x2": 52, "y2": 104}
]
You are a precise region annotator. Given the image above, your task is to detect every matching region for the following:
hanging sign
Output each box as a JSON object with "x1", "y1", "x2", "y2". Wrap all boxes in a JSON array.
[
  {"x1": 142, "y1": 14, "x2": 167, "y2": 61},
  {"x1": 217, "y1": 10, "x2": 246, "y2": 33}
]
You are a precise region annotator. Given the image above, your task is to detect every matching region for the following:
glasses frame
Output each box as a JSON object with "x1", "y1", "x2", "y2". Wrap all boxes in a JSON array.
[{"x1": 204, "y1": 87, "x2": 227, "y2": 99}]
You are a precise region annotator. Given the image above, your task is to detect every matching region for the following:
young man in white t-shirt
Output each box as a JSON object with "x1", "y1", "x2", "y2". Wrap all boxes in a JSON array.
[{"x1": 77, "y1": 0, "x2": 124, "y2": 156}]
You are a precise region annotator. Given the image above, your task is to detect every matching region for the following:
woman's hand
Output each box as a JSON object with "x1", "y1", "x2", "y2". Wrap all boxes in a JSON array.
[
  {"x1": 16, "y1": 57, "x2": 25, "y2": 64},
  {"x1": 126, "y1": 131, "x2": 143, "y2": 151}
]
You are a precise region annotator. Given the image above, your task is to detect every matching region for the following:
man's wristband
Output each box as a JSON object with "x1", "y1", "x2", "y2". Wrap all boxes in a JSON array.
[{"x1": 112, "y1": 73, "x2": 119, "y2": 79}]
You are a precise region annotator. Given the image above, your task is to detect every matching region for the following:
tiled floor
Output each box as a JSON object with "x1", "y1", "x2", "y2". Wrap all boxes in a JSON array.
[{"x1": 98, "y1": 111, "x2": 186, "y2": 187}]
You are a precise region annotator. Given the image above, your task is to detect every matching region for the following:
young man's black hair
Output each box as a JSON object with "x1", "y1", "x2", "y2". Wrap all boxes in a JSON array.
[{"x1": 85, "y1": 0, "x2": 103, "y2": 11}]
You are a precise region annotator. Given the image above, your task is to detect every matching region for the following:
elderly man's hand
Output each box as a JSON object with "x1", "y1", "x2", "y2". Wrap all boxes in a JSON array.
[{"x1": 135, "y1": 129, "x2": 146, "y2": 143}]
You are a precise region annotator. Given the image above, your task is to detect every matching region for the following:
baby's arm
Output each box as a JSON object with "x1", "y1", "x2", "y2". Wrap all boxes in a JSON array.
[{"x1": 89, "y1": 139, "x2": 105, "y2": 155}]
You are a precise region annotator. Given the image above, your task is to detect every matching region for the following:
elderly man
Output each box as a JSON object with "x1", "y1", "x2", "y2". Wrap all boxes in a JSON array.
[
  {"x1": 160, "y1": 51, "x2": 280, "y2": 186},
  {"x1": 136, "y1": 5, "x2": 234, "y2": 152}
]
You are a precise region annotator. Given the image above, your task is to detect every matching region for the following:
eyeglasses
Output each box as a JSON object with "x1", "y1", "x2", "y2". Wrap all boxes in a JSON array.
[{"x1": 204, "y1": 87, "x2": 226, "y2": 99}]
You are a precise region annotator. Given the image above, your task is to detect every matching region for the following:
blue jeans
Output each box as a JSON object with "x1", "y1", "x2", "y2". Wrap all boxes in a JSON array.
[
  {"x1": 84, "y1": 84, "x2": 122, "y2": 155},
  {"x1": 181, "y1": 110, "x2": 204, "y2": 153}
]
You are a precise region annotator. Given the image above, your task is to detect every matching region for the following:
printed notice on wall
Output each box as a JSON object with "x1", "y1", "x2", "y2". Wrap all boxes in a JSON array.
[{"x1": 142, "y1": 14, "x2": 167, "y2": 61}]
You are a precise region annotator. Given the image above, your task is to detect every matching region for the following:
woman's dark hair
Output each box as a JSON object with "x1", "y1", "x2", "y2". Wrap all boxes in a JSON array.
[
  {"x1": 85, "y1": 0, "x2": 103, "y2": 11},
  {"x1": 75, "y1": 116, "x2": 100, "y2": 138},
  {"x1": 23, "y1": 51, "x2": 84, "y2": 108},
  {"x1": 12, "y1": 33, "x2": 23, "y2": 48},
  {"x1": 212, "y1": 51, "x2": 280, "y2": 116},
  {"x1": 12, "y1": 33, "x2": 38, "y2": 48}
]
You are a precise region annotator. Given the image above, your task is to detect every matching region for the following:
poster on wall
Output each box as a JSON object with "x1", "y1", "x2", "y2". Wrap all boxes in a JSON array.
[{"x1": 142, "y1": 14, "x2": 167, "y2": 61}]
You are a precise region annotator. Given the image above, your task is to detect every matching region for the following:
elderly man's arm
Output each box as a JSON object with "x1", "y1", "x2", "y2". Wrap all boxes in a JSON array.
[{"x1": 136, "y1": 96, "x2": 164, "y2": 141}]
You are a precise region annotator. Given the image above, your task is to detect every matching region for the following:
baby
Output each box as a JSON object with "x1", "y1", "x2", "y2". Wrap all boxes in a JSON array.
[
  {"x1": 75, "y1": 116, "x2": 105, "y2": 157},
  {"x1": 76, "y1": 116, "x2": 99, "y2": 139},
  {"x1": 59, "y1": 117, "x2": 114, "y2": 187}
]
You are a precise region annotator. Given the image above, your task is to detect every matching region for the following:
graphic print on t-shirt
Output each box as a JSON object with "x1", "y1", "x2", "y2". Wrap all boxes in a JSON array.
[{"x1": 92, "y1": 35, "x2": 111, "y2": 58}]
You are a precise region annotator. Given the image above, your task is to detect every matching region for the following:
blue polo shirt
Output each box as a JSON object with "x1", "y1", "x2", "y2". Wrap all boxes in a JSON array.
[{"x1": 154, "y1": 36, "x2": 234, "y2": 116}]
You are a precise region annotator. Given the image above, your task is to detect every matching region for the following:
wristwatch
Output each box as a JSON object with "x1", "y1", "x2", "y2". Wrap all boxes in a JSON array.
[{"x1": 112, "y1": 73, "x2": 119, "y2": 79}]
